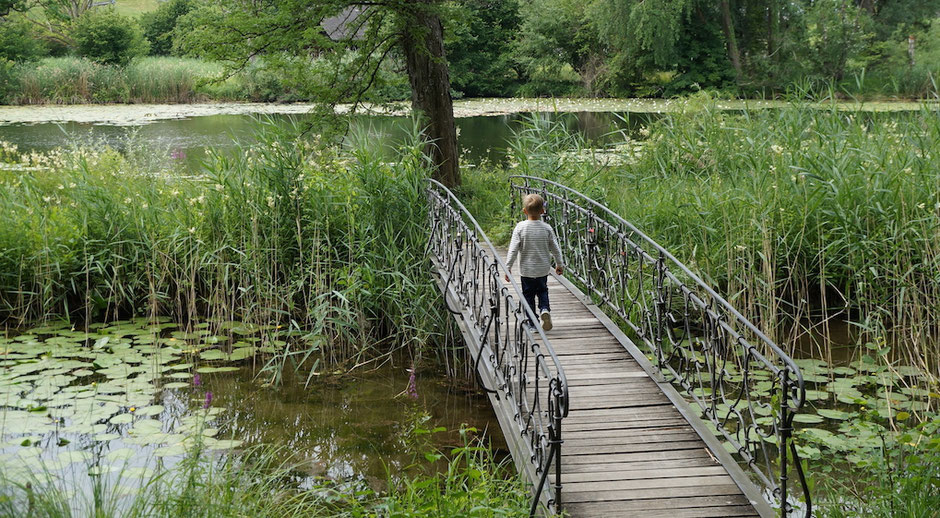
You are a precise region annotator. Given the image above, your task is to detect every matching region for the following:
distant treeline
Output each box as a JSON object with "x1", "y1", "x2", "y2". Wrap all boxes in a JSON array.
[{"x1": 1, "y1": 0, "x2": 939, "y2": 103}]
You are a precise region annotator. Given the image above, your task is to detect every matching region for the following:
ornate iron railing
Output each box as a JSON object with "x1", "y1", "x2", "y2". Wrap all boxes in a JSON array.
[
  {"x1": 510, "y1": 175, "x2": 810, "y2": 517},
  {"x1": 425, "y1": 179, "x2": 569, "y2": 516}
]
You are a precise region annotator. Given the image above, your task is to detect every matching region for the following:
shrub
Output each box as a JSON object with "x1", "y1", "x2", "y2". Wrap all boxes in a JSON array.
[
  {"x1": 140, "y1": 0, "x2": 193, "y2": 56},
  {"x1": 71, "y1": 9, "x2": 149, "y2": 65},
  {"x1": 0, "y1": 16, "x2": 47, "y2": 62}
]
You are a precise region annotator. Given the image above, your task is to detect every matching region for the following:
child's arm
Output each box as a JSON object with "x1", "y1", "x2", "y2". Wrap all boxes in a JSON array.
[
  {"x1": 549, "y1": 227, "x2": 564, "y2": 275},
  {"x1": 505, "y1": 224, "x2": 521, "y2": 281}
]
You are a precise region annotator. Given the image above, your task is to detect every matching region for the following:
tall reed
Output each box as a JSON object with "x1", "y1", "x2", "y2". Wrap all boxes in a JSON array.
[
  {"x1": 506, "y1": 97, "x2": 940, "y2": 379},
  {"x1": 0, "y1": 118, "x2": 443, "y2": 368}
]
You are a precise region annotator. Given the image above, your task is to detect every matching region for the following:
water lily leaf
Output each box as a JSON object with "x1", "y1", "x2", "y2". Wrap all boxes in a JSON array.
[
  {"x1": 93, "y1": 433, "x2": 121, "y2": 442},
  {"x1": 154, "y1": 444, "x2": 188, "y2": 457},
  {"x1": 200, "y1": 350, "x2": 226, "y2": 361},
  {"x1": 793, "y1": 414, "x2": 824, "y2": 424},
  {"x1": 110, "y1": 413, "x2": 134, "y2": 424},
  {"x1": 196, "y1": 366, "x2": 239, "y2": 374},
  {"x1": 205, "y1": 439, "x2": 243, "y2": 450},
  {"x1": 137, "y1": 405, "x2": 163, "y2": 416},
  {"x1": 162, "y1": 382, "x2": 189, "y2": 389},
  {"x1": 817, "y1": 409, "x2": 853, "y2": 420}
]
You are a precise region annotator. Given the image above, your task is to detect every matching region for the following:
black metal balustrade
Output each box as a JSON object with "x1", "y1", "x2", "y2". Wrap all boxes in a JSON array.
[
  {"x1": 425, "y1": 179, "x2": 569, "y2": 517},
  {"x1": 510, "y1": 175, "x2": 811, "y2": 517}
]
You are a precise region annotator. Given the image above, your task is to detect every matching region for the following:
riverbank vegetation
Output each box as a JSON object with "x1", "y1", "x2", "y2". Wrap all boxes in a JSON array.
[
  {"x1": 2, "y1": 1, "x2": 939, "y2": 104},
  {"x1": 0, "y1": 427, "x2": 527, "y2": 517},
  {"x1": 0, "y1": 120, "x2": 443, "y2": 365},
  {"x1": 468, "y1": 96, "x2": 940, "y2": 515}
]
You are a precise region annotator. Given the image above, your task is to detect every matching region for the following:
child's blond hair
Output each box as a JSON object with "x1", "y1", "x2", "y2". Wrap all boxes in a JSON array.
[{"x1": 523, "y1": 193, "x2": 545, "y2": 215}]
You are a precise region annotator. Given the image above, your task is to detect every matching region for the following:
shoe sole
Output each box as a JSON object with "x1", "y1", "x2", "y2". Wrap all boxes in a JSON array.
[{"x1": 541, "y1": 312, "x2": 553, "y2": 331}]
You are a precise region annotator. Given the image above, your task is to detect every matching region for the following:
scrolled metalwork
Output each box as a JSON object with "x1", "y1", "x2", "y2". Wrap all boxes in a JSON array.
[
  {"x1": 510, "y1": 175, "x2": 810, "y2": 517},
  {"x1": 425, "y1": 179, "x2": 568, "y2": 516}
]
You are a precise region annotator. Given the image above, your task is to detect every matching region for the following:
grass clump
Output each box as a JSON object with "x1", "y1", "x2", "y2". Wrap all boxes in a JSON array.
[
  {"x1": 0, "y1": 429, "x2": 528, "y2": 518},
  {"x1": 0, "y1": 119, "x2": 441, "y2": 366}
]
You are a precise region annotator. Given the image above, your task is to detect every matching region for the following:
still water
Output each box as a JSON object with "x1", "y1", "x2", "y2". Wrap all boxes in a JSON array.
[
  {"x1": 0, "y1": 111, "x2": 656, "y2": 170},
  {"x1": 0, "y1": 319, "x2": 503, "y2": 511}
]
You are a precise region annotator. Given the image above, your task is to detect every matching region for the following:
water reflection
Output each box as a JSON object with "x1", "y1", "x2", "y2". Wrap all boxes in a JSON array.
[{"x1": 0, "y1": 111, "x2": 659, "y2": 172}]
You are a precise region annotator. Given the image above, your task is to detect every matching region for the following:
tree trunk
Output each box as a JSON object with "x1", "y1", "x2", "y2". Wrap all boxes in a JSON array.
[
  {"x1": 400, "y1": 2, "x2": 460, "y2": 188},
  {"x1": 719, "y1": 0, "x2": 742, "y2": 78},
  {"x1": 767, "y1": 1, "x2": 777, "y2": 59}
]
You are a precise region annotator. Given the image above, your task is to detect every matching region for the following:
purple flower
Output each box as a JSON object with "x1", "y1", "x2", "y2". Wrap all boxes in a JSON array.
[
  {"x1": 203, "y1": 391, "x2": 213, "y2": 409},
  {"x1": 406, "y1": 369, "x2": 418, "y2": 400},
  {"x1": 170, "y1": 149, "x2": 187, "y2": 160},
  {"x1": 193, "y1": 373, "x2": 201, "y2": 387}
]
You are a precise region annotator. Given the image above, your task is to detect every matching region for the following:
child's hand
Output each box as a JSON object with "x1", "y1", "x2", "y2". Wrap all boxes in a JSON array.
[{"x1": 555, "y1": 266, "x2": 564, "y2": 275}]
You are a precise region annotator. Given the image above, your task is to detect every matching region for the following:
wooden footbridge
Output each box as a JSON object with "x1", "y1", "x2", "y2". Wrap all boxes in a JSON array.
[{"x1": 426, "y1": 177, "x2": 811, "y2": 517}]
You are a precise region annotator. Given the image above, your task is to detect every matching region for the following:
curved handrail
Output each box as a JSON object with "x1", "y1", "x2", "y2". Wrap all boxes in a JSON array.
[
  {"x1": 425, "y1": 179, "x2": 568, "y2": 515},
  {"x1": 510, "y1": 175, "x2": 810, "y2": 517}
]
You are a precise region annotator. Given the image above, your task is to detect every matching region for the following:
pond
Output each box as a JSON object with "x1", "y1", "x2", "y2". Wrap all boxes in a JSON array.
[
  {"x1": 0, "y1": 318, "x2": 503, "y2": 512},
  {"x1": 0, "y1": 105, "x2": 657, "y2": 172}
]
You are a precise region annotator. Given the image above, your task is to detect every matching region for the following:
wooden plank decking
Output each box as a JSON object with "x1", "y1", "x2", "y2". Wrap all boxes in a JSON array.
[{"x1": 499, "y1": 249, "x2": 765, "y2": 517}]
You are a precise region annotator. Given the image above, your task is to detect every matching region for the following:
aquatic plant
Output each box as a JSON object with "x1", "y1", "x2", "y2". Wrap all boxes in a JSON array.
[{"x1": 0, "y1": 118, "x2": 443, "y2": 370}]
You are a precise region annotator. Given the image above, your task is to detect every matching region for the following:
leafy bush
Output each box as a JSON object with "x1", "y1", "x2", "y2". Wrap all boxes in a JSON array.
[
  {"x1": 71, "y1": 9, "x2": 149, "y2": 65},
  {"x1": 140, "y1": 0, "x2": 193, "y2": 56},
  {"x1": 0, "y1": 17, "x2": 46, "y2": 62}
]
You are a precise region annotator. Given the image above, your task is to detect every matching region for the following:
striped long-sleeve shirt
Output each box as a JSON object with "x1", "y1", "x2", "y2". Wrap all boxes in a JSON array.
[{"x1": 505, "y1": 219, "x2": 564, "y2": 278}]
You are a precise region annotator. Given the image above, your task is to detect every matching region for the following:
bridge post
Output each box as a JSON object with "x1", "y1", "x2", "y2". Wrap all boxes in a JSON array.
[
  {"x1": 552, "y1": 382, "x2": 563, "y2": 511},
  {"x1": 654, "y1": 251, "x2": 667, "y2": 372},
  {"x1": 779, "y1": 369, "x2": 791, "y2": 517}
]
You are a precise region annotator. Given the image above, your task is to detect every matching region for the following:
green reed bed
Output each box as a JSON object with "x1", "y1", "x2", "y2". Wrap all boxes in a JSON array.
[
  {"x1": 0, "y1": 122, "x2": 442, "y2": 366},
  {"x1": 507, "y1": 98, "x2": 940, "y2": 381},
  {"x1": 490, "y1": 101, "x2": 940, "y2": 516},
  {"x1": 0, "y1": 57, "x2": 294, "y2": 104}
]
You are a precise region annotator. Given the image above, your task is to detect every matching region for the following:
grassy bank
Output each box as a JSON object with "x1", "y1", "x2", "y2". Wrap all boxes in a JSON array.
[
  {"x1": 0, "y1": 57, "x2": 302, "y2": 104},
  {"x1": 0, "y1": 428, "x2": 528, "y2": 517},
  {"x1": 0, "y1": 120, "x2": 442, "y2": 365}
]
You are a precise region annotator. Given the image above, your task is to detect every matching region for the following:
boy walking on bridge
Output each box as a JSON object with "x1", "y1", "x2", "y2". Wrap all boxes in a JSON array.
[{"x1": 505, "y1": 194, "x2": 564, "y2": 331}]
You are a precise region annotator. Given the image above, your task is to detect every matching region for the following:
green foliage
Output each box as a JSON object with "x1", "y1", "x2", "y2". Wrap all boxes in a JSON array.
[
  {"x1": 71, "y1": 9, "x2": 149, "y2": 65},
  {"x1": 814, "y1": 408, "x2": 940, "y2": 517},
  {"x1": 444, "y1": 0, "x2": 521, "y2": 97},
  {"x1": 0, "y1": 16, "x2": 46, "y2": 61},
  {"x1": 0, "y1": 120, "x2": 442, "y2": 361},
  {"x1": 0, "y1": 428, "x2": 528, "y2": 518},
  {"x1": 0, "y1": 56, "x2": 308, "y2": 103},
  {"x1": 513, "y1": 0, "x2": 600, "y2": 94},
  {"x1": 140, "y1": 0, "x2": 192, "y2": 56},
  {"x1": 803, "y1": 0, "x2": 874, "y2": 81}
]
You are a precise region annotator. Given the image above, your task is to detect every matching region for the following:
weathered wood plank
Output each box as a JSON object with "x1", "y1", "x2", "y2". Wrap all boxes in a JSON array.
[
  {"x1": 556, "y1": 465, "x2": 728, "y2": 483},
  {"x1": 562, "y1": 484, "x2": 747, "y2": 503},
  {"x1": 559, "y1": 494, "x2": 754, "y2": 513}
]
